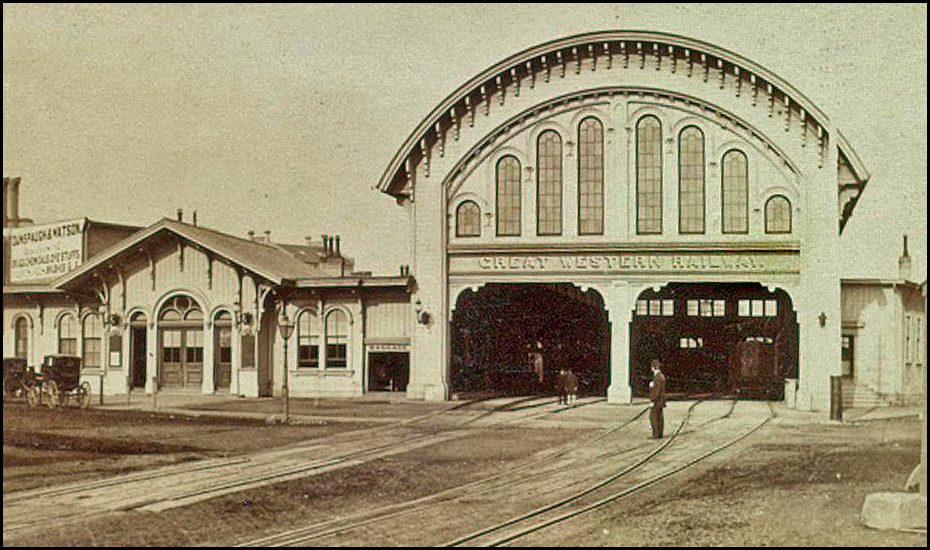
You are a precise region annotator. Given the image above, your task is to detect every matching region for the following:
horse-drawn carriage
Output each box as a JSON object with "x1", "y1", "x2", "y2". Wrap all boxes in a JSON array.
[
  {"x1": 3, "y1": 355, "x2": 91, "y2": 409},
  {"x1": 35, "y1": 355, "x2": 92, "y2": 409}
]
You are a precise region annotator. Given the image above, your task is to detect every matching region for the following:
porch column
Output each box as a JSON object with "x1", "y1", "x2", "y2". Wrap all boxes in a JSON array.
[{"x1": 605, "y1": 280, "x2": 634, "y2": 404}]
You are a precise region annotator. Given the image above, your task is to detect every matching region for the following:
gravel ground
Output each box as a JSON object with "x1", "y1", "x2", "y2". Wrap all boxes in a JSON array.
[
  {"x1": 519, "y1": 418, "x2": 926, "y2": 547},
  {"x1": 3, "y1": 400, "x2": 925, "y2": 547},
  {"x1": 2, "y1": 402, "x2": 373, "y2": 493}
]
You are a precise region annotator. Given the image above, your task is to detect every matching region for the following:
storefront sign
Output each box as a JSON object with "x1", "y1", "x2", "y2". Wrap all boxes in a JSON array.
[
  {"x1": 9, "y1": 219, "x2": 86, "y2": 282},
  {"x1": 450, "y1": 251, "x2": 799, "y2": 275},
  {"x1": 367, "y1": 343, "x2": 410, "y2": 352}
]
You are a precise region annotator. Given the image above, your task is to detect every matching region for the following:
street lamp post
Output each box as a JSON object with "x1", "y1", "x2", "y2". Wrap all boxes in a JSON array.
[{"x1": 278, "y1": 309, "x2": 295, "y2": 424}]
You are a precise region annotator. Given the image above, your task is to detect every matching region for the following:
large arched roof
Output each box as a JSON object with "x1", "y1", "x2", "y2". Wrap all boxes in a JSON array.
[{"x1": 377, "y1": 30, "x2": 869, "y2": 197}]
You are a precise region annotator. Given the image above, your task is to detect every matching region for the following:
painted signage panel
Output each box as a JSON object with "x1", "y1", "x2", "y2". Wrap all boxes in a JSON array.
[
  {"x1": 9, "y1": 219, "x2": 86, "y2": 282},
  {"x1": 449, "y1": 251, "x2": 799, "y2": 276}
]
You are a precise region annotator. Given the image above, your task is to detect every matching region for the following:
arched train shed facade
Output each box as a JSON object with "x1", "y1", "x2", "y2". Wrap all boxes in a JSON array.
[{"x1": 377, "y1": 31, "x2": 870, "y2": 412}]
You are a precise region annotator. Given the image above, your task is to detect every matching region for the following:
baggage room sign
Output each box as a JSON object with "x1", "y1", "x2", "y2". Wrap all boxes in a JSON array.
[{"x1": 9, "y1": 219, "x2": 86, "y2": 283}]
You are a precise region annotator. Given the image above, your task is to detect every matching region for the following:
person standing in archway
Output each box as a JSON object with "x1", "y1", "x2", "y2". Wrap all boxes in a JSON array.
[{"x1": 649, "y1": 359, "x2": 667, "y2": 439}]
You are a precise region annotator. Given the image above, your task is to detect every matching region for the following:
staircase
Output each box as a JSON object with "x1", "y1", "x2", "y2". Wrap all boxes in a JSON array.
[{"x1": 842, "y1": 379, "x2": 892, "y2": 409}]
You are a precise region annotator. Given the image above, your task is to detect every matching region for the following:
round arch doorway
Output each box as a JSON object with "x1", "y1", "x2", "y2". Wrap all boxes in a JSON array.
[
  {"x1": 630, "y1": 282, "x2": 799, "y2": 399},
  {"x1": 451, "y1": 283, "x2": 609, "y2": 397},
  {"x1": 158, "y1": 295, "x2": 205, "y2": 390}
]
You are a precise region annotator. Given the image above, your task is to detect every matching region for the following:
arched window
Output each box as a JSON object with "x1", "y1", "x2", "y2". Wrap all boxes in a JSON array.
[
  {"x1": 578, "y1": 117, "x2": 604, "y2": 235},
  {"x1": 636, "y1": 116, "x2": 663, "y2": 234},
  {"x1": 325, "y1": 310, "x2": 349, "y2": 369},
  {"x1": 722, "y1": 150, "x2": 749, "y2": 234},
  {"x1": 456, "y1": 201, "x2": 481, "y2": 238},
  {"x1": 496, "y1": 156, "x2": 522, "y2": 236},
  {"x1": 678, "y1": 126, "x2": 705, "y2": 234},
  {"x1": 765, "y1": 195, "x2": 792, "y2": 234},
  {"x1": 83, "y1": 314, "x2": 103, "y2": 369},
  {"x1": 536, "y1": 130, "x2": 562, "y2": 235},
  {"x1": 14, "y1": 317, "x2": 29, "y2": 360},
  {"x1": 297, "y1": 310, "x2": 320, "y2": 368},
  {"x1": 58, "y1": 313, "x2": 78, "y2": 355}
]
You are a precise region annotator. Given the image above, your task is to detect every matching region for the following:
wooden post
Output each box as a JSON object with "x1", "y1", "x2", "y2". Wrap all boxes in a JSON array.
[
  {"x1": 99, "y1": 373, "x2": 105, "y2": 405},
  {"x1": 151, "y1": 376, "x2": 157, "y2": 409},
  {"x1": 830, "y1": 375, "x2": 843, "y2": 421}
]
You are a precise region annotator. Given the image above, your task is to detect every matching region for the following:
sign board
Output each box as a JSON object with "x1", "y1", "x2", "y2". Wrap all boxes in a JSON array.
[
  {"x1": 449, "y1": 251, "x2": 800, "y2": 276},
  {"x1": 9, "y1": 219, "x2": 86, "y2": 283}
]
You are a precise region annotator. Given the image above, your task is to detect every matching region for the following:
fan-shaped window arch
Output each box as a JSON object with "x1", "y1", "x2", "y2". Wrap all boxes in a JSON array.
[
  {"x1": 325, "y1": 309, "x2": 350, "y2": 369},
  {"x1": 58, "y1": 313, "x2": 79, "y2": 355},
  {"x1": 159, "y1": 295, "x2": 203, "y2": 322},
  {"x1": 536, "y1": 130, "x2": 562, "y2": 235},
  {"x1": 578, "y1": 117, "x2": 604, "y2": 235},
  {"x1": 678, "y1": 126, "x2": 705, "y2": 234},
  {"x1": 636, "y1": 116, "x2": 663, "y2": 234},
  {"x1": 496, "y1": 156, "x2": 522, "y2": 236},
  {"x1": 83, "y1": 314, "x2": 103, "y2": 369},
  {"x1": 297, "y1": 309, "x2": 321, "y2": 368},
  {"x1": 765, "y1": 195, "x2": 792, "y2": 234},
  {"x1": 14, "y1": 317, "x2": 30, "y2": 360},
  {"x1": 722, "y1": 150, "x2": 749, "y2": 234},
  {"x1": 456, "y1": 201, "x2": 481, "y2": 238}
]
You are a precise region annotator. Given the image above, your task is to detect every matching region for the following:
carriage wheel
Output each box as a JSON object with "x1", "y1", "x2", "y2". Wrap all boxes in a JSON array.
[
  {"x1": 44, "y1": 380, "x2": 61, "y2": 409},
  {"x1": 77, "y1": 382, "x2": 92, "y2": 409},
  {"x1": 26, "y1": 385, "x2": 40, "y2": 408}
]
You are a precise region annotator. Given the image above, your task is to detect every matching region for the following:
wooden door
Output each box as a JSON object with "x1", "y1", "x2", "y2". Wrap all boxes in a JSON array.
[
  {"x1": 184, "y1": 328, "x2": 204, "y2": 388},
  {"x1": 161, "y1": 328, "x2": 183, "y2": 388},
  {"x1": 214, "y1": 327, "x2": 232, "y2": 390}
]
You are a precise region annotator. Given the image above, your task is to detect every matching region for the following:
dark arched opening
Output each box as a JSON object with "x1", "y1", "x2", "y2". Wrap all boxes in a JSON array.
[
  {"x1": 451, "y1": 283, "x2": 609, "y2": 397},
  {"x1": 630, "y1": 282, "x2": 798, "y2": 399}
]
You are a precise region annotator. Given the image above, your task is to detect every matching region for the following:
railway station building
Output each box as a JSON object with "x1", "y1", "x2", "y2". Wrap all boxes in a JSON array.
[
  {"x1": 3, "y1": 32, "x2": 926, "y2": 414},
  {"x1": 3, "y1": 178, "x2": 413, "y2": 399},
  {"x1": 375, "y1": 31, "x2": 923, "y2": 412}
]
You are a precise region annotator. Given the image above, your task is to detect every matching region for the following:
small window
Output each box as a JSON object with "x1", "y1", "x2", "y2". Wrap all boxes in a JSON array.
[
  {"x1": 456, "y1": 201, "x2": 481, "y2": 238},
  {"x1": 298, "y1": 310, "x2": 320, "y2": 368},
  {"x1": 14, "y1": 317, "x2": 29, "y2": 360},
  {"x1": 713, "y1": 300, "x2": 726, "y2": 317},
  {"x1": 662, "y1": 300, "x2": 675, "y2": 317},
  {"x1": 83, "y1": 314, "x2": 103, "y2": 369},
  {"x1": 325, "y1": 310, "x2": 349, "y2": 369},
  {"x1": 636, "y1": 300, "x2": 648, "y2": 316},
  {"x1": 765, "y1": 195, "x2": 792, "y2": 234},
  {"x1": 58, "y1": 313, "x2": 78, "y2": 355}
]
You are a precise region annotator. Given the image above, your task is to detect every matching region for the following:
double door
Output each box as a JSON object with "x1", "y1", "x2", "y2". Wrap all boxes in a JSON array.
[{"x1": 160, "y1": 328, "x2": 204, "y2": 389}]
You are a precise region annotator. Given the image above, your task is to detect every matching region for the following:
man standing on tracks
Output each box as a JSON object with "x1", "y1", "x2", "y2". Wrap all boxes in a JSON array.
[{"x1": 649, "y1": 359, "x2": 667, "y2": 439}]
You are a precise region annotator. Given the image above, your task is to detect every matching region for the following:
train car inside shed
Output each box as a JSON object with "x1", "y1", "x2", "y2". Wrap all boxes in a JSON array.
[{"x1": 630, "y1": 283, "x2": 798, "y2": 399}]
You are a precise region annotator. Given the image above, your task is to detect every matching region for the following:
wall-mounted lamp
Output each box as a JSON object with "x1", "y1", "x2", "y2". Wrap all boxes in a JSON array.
[
  {"x1": 415, "y1": 299, "x2": 431, "y2": 326},
  {"x1": 107, "y1": 313, "x2": 122, "y2": 327},
  {"x1": 818, "y1": 312, "x2": 827, "y2": 328}
]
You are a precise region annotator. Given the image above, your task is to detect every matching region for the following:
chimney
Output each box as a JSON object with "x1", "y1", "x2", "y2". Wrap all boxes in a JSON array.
[
  {"x1": 192, "y1": 210, "x2": 198, "y2": 227},
  {"x1": 335, "y1": 235, "x2": 341, "y2": 257},
  {"x1": 176, "y1": 208, "x2": 183, "y2": 222},
  {"x1": 2, "y1": 177, "x2": 9, "y2": 228},
  {"x1": 10, "y1": 177, "x2": 21, "y2": 227},
  {"x1": 899, "y1": 235, "x2": 912, "y2": 281},
  {"x1": 247, "y1": 230, "x2": 255, "y2": 241},
  {"x1": 263, "y1": 229, "x2": 271, "y2": 243},
  {"x1": 322, "y1": 234, "x2": 330, "y2": 257}
]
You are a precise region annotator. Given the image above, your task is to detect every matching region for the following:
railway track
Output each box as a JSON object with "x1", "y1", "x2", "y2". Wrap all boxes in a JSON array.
[
  {"x1": 443, "y1": 399, "x2": 773, "y2": 547},
  {"x1": 235, "y1": 401, "x2": 652, "y2": 547},
  {"x1": 2, "y1": 395, "x2": 563, "y2": 539},
  {"x1": 234, "y1": 400, "x2": 764, "y2": 547}
]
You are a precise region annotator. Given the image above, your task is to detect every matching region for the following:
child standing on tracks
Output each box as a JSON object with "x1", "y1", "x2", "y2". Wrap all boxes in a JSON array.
[
  {"x1": 648, "y1": 359, "x2": 667, "y2": 439},
  {"x1": 564, "y1": 368, "x2": 578, "y2": 406}
]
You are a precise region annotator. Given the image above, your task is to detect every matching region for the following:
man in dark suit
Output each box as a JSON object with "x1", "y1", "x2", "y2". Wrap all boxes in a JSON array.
[{"x1": 648, "y1": 359, "x2": 667, "y2": 439}]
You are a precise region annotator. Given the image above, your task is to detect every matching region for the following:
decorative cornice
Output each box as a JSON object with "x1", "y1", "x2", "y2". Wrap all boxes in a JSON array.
[{"x1": 377, "y1": 30, "x2": 869, "y2": 198}]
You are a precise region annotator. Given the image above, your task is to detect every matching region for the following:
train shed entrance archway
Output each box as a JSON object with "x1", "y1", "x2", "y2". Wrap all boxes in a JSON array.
[
  {"x1": 630, "y1": 283, "x2": 798, "y2": 399},
  {"x1": 451, "y1": 283, "x2": 609, "y2": 397}
]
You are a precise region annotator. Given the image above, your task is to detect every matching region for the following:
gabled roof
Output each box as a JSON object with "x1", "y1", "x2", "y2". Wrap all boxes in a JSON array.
[{"x1": 55, "y1": 218, "x2": 332, "y2": 288}]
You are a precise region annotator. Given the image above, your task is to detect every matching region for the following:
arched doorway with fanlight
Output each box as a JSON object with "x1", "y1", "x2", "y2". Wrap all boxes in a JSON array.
[{"x1": 157, "y1": 295, "x2": 205, "y2": 390}]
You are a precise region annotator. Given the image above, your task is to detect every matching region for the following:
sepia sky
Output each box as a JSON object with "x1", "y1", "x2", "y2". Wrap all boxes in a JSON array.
[{"x1": 3, "y1": 4, "x2": 927, "y2": 280}]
